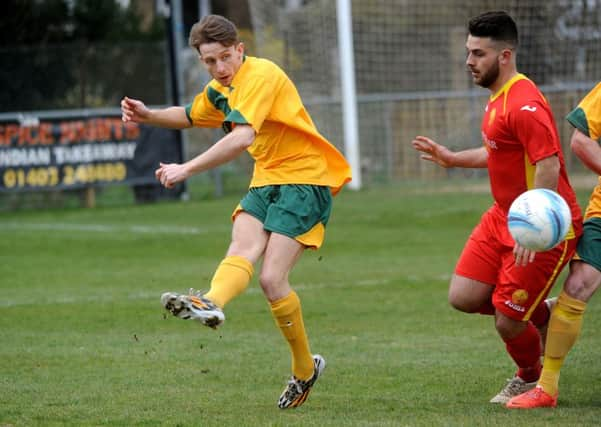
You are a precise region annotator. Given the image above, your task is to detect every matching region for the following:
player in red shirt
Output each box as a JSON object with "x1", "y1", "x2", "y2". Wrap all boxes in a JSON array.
[{"x1": 412, "y1": 11, "x2": 582, "y2": 404}]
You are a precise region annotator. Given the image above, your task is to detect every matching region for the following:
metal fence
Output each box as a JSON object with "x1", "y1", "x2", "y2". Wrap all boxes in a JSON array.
[
  {"x1": 249, "y1": 0, "x2": 601, "y2": 185},
  {"x1": 2, "y1": 0, "x2": 601, "y2": 209}
]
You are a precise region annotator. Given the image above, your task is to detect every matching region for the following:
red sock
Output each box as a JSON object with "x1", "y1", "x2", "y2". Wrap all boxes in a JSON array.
[
  {"x1": 503, "y1": 322, "x2": 542, "y2": 382},
  {"x1": 529, "y1": 301, "x2": 550, "y2": 328}
]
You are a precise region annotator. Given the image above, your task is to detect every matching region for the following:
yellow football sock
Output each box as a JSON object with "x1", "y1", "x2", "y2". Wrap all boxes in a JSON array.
[
  {"x1": 203, "y1": 256, "x2": 253, "y2": 308},
  {"x1": 539, "y1": 291, "x2": 586, "y2": 396},
  {"x1": 270, "y1": 291, "x2": 314, "y2": 381}
]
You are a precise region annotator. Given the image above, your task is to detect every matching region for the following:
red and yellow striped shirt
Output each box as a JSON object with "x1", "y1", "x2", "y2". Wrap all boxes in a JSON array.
[{"x1": 481, "y1": 74, "x2": 581, "y2": 239}]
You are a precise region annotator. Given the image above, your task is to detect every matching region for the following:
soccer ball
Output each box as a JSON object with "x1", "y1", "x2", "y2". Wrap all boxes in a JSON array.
[{"x1": 507, "y1": 188, "x2": 572, "y2": 251}]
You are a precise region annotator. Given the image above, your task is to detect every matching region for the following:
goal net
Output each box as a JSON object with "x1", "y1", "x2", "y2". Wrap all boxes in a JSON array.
[{"x1": 246, "y1": 0, "x2": 601, "y2": 184}]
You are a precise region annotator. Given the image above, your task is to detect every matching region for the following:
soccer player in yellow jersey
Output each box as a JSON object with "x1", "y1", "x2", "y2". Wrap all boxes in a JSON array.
[
  {"x1": 121, "y1": 14, "x2": 351, "y2": 409},
  {"x1": 508, "y1": 82, "x2": 601, "y2": 408}
]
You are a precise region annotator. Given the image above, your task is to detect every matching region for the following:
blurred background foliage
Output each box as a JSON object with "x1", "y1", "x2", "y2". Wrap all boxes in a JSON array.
[{"x1": 0, "y1": 0, "x2": 167, "y2": 112}]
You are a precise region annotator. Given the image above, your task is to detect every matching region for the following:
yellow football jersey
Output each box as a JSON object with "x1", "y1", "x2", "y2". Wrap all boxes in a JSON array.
[
  {"x1": 567, "y1": 82, "x2": 601, "y2": 219},
  {"x1": 185, "y1": 56, "x2": 351, "y2": 195}
]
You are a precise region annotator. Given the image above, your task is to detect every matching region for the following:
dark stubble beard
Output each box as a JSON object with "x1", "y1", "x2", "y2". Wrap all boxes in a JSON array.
[{"x1": 476, "y1": 60, "x2": 500, "y2": 89}]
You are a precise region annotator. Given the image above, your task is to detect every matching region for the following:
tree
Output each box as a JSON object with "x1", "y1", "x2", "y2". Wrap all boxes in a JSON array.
[{"x1": 0, "y1": 0, "x2": 166, "y2": 112}]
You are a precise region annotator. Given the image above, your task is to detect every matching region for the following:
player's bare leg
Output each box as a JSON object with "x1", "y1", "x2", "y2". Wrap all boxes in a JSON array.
[
  {"x1": 260, "y1": 232, "x2": 325, "y2": 409},
  {"x1": 161, "y1": 212, "x2": 267, "y2": 328}
]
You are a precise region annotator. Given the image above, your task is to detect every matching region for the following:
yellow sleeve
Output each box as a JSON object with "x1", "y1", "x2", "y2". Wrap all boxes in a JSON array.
[
  {"x1": 582, "y1": 85, "x2": 601, "y2": 141},
  {"x1": 186, "y1": 89, "x2": 225, "y2": 128},
  {"x1": 227, "y1": 75, "x2": 277, "y2": 133},
  {"x1": 567, "y1": 83, "x2": 601, "y2": 141}
]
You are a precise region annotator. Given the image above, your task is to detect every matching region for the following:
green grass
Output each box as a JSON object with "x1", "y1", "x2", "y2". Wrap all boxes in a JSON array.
[{"x1": 1, "y1": 183, "x2": 600, "y2": 426}]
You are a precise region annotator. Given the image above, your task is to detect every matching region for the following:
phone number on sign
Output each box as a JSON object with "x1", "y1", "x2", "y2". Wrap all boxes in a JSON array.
[{"x1": 2, "y1": 162, "x2": 127, "y2": 189}]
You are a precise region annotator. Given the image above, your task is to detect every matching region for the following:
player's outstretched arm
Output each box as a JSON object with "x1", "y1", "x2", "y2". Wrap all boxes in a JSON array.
[
  {"x1": 121, "y1": 96, "x2": 191, "y2": 129},
  {"x1": 513, "y1": 155, "x2": 560, "y2": 266},
  {"x1": 533, "y1": 155, "x2": 560, "y2": 191},
  {"x1": 571, "y1": 129, "x2": 601, "y2": 175},
  {"x1": 156, "y1": 124, "x2": 255, "y2": 188},
  {"x1": 411, "y1": 135, "x2": 488, "y2": 168}
]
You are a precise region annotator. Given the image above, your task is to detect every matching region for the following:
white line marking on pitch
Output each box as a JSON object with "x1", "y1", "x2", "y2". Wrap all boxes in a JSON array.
[
  {"x1": 0, "y1": 222, "x2": 227, "y2": 235},
  {"x1": 0, "y1": 279, "x2": 397, "y2": 307}
]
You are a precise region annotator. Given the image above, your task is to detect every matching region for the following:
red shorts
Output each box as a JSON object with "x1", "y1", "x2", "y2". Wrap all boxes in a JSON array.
[{"x1": 455, "y1": 205, "x2": 578, "y2": 321}]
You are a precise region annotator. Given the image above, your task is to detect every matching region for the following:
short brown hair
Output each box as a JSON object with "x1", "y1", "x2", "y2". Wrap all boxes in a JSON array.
[{"x1": 188, "y1": 15, "x2": 239, "y2": 52}]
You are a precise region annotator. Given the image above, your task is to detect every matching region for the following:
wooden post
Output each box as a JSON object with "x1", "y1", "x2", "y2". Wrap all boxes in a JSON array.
[{"x1": 83, "y1": 186, "x2": 96, "y2": 208}]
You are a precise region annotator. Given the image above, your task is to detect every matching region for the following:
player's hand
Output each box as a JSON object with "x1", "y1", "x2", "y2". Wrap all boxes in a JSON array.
[
  {"x1": 155, "y1": 162, "x2": 189, "y2": 189},
  {"x1": 121, "y1": 96, "x2": 151, "y2": 123},
  {"x1": 411, "y1": 136, "x2": 455, "y2": 168},
  {"x1": 513, "y1": 243, "x2": 536, "y2": 266}
]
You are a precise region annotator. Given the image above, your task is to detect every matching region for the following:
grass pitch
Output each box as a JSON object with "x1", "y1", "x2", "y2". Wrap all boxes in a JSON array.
[{"x1": 1, "y1": 183, "x2": 600, "y2": 426}]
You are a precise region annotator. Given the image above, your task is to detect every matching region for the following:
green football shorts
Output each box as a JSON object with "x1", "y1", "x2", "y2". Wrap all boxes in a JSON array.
[
  {"x1": 575, "y1": 217, "x2": 601, "y2": 272},
  {"x1": 234, "y1": 184, "x2": 332, "y2": 249}
]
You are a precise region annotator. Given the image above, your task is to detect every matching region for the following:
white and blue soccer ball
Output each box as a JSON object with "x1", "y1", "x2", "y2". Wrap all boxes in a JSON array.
[{"x1": 507, "y1": 188, "x2": 572, "y2": 251}]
